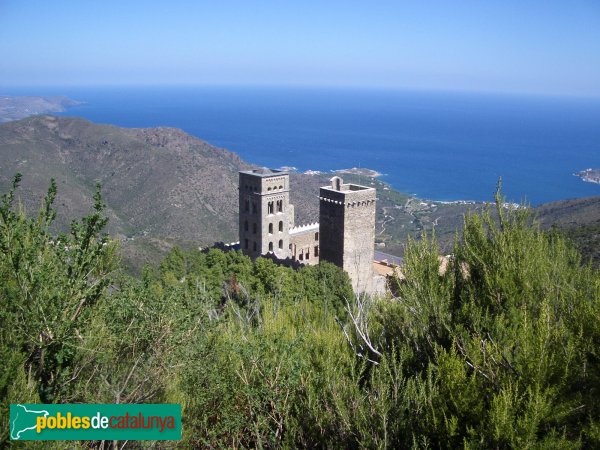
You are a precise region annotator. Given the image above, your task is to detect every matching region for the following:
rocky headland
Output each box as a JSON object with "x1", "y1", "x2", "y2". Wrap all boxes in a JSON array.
[{"x1": 0, "y1": 95, "x2": 81, "y2": 122}]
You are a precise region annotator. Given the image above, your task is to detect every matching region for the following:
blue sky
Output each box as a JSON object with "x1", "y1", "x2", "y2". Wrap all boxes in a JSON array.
[{"x1": 1, "y1": 1, "x2": 599, "y2": 96}]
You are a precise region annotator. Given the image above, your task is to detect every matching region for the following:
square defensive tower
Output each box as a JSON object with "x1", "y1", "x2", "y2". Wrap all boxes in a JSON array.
[
  {"x1": 319, "y1": 176, "x2": 376, "y2": 293},
  {"x1": 239, "y1": 168, "x2": 292, "y2": 259}
]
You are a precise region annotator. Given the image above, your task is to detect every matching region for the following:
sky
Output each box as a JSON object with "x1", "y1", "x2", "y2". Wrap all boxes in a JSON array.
[{"x1": 1, "y1": 1, "x2": 599, "y2": 96}]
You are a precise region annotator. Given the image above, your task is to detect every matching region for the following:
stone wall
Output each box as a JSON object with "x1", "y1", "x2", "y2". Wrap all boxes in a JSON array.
[
  {"x1": 342, "y1": 188, "x2": 376, "y2": 293},
  {"x1": 240, "y1": 171, "x2": 377, "y2": 294},
  {"x1": 319, "y1": 178, "x2": 376, "y2": 293},
  {"x1": 289, "y1": 223, "x2": 320, "y2": 265}
]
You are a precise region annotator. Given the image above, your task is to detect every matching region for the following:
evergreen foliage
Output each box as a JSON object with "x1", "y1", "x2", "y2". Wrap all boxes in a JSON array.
[{"x1": 1, "y1": 178, "x2": 599, "y2": 448}]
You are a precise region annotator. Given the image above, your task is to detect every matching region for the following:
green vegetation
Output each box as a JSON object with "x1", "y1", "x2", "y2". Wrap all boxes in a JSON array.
[
  {"x1": 561, "y1": 223, "x2": 600, "y2": 266},
  {"x1": 535, "y1": 196, "x2": 600, "y2": 267},
  {"x1": 1, "y1": 177, "x2": 599, "y2": 448}
]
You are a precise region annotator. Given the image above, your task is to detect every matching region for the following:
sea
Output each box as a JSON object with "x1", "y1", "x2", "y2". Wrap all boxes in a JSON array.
[{"x1": 4, "y1": 85, "x2": 600, "y2": 205}]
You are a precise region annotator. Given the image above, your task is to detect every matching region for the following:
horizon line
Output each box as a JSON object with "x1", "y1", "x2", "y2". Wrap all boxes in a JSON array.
[{"x1": 1, "y1": 82, "x2": 599, "y2": 101}]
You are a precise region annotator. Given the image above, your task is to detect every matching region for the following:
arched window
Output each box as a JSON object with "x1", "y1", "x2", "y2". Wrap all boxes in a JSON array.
[
  {"x1": 268, "y1": 223, "x2": 273, "y2": 234},
  {"x1": 268, "y1": 242, "x2": 273, "y2": 252},
  {"x1": 244, "y1": 200, "x2": 249, "y2": 212},
  {"x1": 278, "y1": 221, "x2": 283, "y2": 232},
  {"x1": 278, "y1": 239, "x2": 283, "y2": 249},
  {"x1": 314, "y1": 245, "x2": 319, "y2": 257},
  {"x1": 252, "y1": 202, "x2": 257, "y2": 214},
  {"x1": 314, "y1": 232, "x2": 319, "y2": 241},
  {"x1": 268, "y1": 201, "x2": 274, "y2": 214},
  {"x1": 276, "y1": 200, "x2": 283, "y2": 212}
]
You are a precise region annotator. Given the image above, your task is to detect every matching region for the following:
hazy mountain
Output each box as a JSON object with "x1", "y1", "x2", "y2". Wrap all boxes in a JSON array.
[{"x1": 0, "y1": 96, "x2": 81, "y2": 123}]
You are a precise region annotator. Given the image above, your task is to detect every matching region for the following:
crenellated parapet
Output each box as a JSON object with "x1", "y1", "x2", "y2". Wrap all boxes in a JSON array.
[
  {"x1": 289, "y1": 222, "x2": 319, "y2": 235},
  {"x1": 289, "y1": 222, "x2": 320, "y2": 265},
  {"x1": 319, "y1": 176, "x2": 376, "y2": 293}
]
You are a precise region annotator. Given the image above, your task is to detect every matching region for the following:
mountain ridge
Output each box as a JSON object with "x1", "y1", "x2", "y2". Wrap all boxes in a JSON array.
[{"x1": 0, "y1": 115, "x2": 326, "y2": 270}]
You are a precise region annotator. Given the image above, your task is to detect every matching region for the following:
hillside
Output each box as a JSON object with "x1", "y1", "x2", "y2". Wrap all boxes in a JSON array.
[
  {"x1": 0, "y1": 116, "x2": 328, "y2": 270},
  {"x1": 1, "y1": 115, "x2": 598, "y2": 272},
  {"x1": 0, "y1": 115, "x2": 246, "y2": 240},
  {"x1": 535, "y1": 196, "x2": 600, "y2": 265},
  {"x1": 535, "y1": 196, "x2": 600, "y2": 229}
]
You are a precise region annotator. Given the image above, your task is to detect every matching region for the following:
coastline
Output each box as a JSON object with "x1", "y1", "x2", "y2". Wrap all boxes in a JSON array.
[
  {"x1": 0, "y1": 95, "x2": 82, "y2": 123},
  {"x1": 296, "y1": 167, "x2": 383, "y2": 178},
  {"x1": 2, "y1": 88, "x2": 598, "y2": 205}
]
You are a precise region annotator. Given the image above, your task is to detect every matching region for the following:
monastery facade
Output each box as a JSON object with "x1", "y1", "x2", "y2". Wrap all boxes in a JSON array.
[{"x1": 238, "y1": 168, "x2": 378, "y2": 293}]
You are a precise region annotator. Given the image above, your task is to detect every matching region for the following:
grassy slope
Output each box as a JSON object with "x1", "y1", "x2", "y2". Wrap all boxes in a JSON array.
[{"x1": 535, "y1": 197, "x2": 600, "y2": 266}]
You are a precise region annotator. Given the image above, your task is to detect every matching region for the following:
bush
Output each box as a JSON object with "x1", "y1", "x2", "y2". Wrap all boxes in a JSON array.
[{"x1": 2, "y1": 178, "x2": 598, "y2": 448}]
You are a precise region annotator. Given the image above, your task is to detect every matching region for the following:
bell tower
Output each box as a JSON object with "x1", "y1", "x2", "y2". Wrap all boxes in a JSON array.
[
  {"x1": 238, "y1": 169, "x2": 292, "y2": 259},
  {"x1": 319, "y1": 176, "x2": 376, "y2": 293}
]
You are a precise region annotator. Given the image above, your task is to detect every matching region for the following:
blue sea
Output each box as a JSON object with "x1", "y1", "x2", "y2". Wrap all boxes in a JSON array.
[{"x1": 4, "y1": 86, "x2": 600, "y2": 205}]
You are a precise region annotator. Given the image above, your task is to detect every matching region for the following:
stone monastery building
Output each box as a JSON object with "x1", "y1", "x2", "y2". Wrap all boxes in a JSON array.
[{"x1": 238, "y1": 168, "x2": 380, "y2": 293}]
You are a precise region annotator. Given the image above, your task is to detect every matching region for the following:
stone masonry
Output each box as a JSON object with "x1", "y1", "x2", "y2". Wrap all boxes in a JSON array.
[
  {"x1": 319, "y1": 176, "x2": 376, "y2": 293},
  {"x1": 239, "y1": 169, "x2": 292, "y2": 260},
  {"x1": 239, "y1": 169, "x2": 377, "y2": 294}
]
